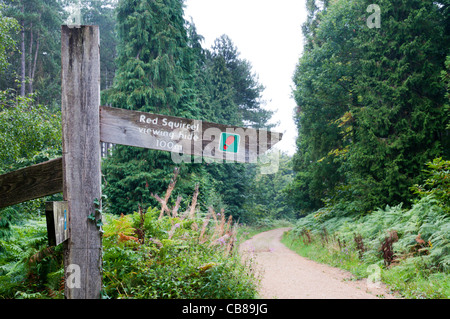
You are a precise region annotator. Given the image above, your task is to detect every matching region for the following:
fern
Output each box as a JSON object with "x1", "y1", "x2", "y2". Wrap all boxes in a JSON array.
[
  {"x1": 292, "y1": 194, "x2": 450, "y2": 273},
  {"x1": 101, "y1": 178, "x2": 258, "y2": 299},
  {"x1": 0, "y1": 216, "x2": 64, "y2": 298}
]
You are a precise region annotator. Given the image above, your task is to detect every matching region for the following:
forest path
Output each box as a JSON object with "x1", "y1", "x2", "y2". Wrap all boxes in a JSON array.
[{"x1": 239, "y1": 228, "x2": 398, "y2": 299}]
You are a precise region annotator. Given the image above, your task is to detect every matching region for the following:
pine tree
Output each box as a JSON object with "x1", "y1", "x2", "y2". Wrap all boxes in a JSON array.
[
  {"x1": 348, "y1": 0, "x2": 449, "y2": 209},
  {"x1": 207, "y1": 35, "x2": 273, "y2": 129},
  {"x1": 291, "y1": 0, "x2": 354, "y2": 212},
  {"x1": 102, "y1": 0, "x2": 201, "y2": 214},
  {"x1": 290, "y1": 0, "x2": 449, "y2": 213},
  {"x1": 103, "y1": 2, "x2": 278, "y2": 217},
  {"x1": 107, "y1": 0, "x2": 188, "y2": 114},
  {"x1": 199, "y1": 35, "x2": 274, "y2": 219}
]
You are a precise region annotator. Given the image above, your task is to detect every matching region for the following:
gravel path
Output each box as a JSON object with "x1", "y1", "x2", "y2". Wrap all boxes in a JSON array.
[{"x1": 239, "y1": 228, "x2": 399, "y2": 299}]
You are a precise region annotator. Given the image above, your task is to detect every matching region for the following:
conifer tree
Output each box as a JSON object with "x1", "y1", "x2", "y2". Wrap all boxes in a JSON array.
[
  {"x1": 348, "y1": 0, "x2": 449, "y2": 209},
  {"x1": 102, "y1": 0, "x2": 200, "y2": 214},
  {"x1": 200, "y1": 35, "x2": 274, "y2": 219},
  {"x1": 103, "y1": 1, "x2": 277, "y2": 217},
  {"x1": 291, "y1": 0, "x2": 449, "y2": 213}
]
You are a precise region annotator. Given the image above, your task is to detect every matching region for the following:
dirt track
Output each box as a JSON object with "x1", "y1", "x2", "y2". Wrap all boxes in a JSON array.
[{"x1": 239, "y1": 228, "x2": 399, "y2": 299}]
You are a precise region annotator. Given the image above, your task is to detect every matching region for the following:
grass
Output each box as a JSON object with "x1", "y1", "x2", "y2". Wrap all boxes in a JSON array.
[
  {"x1": 281, "y1": 230, "x2": 450, "y2": 299},
  {"x1": 281, "y1": 230, "x2": 368, "y2": 279},
  {"x1": 236, "y1": 218, "x2": 294, "y2": 243}
]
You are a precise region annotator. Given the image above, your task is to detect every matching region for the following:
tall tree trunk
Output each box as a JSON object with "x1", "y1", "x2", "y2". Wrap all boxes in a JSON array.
[
  {"x1": 28, "y1": 22, "x2": 33, "y2": 95},
  {"x1": 30, "y1": 13, "x2": 42, "y2": 95},
  {"x1": 20, "y1": 18, "x2": 25, "y2": 97},
  {"x1": 31, "y1": 33, "x2": 40, "y2": 95}
]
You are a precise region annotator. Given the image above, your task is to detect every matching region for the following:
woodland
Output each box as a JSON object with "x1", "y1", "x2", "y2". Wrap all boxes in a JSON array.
[{"x1": 0, "y1": 0, "x2": 449, "y2": 299}]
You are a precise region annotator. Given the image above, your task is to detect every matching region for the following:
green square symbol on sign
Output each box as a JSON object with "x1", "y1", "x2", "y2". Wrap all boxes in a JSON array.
[{"x1": 219, "y1": 132, "x2": 240, "y2": 153}]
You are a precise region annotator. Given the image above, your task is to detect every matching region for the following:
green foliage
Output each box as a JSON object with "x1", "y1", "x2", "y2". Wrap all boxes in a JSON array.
[
  {"x1": 101, "y1": 0, "x2": 204, "y2": 214},
  {"x1": 288, "y1": 1, "x2": 450, "y2": 297},
  {"x1": 382, "y1": 258, "x2": 450, "y2": 299},
  {"x1": 0, "y1": 217, "x2": 64, "y2": 299},
  {"x1": 0, "y1": 179, "x2": 259, "y2": 299},
  {"x1": 287, "y1": 128, "x2": 450, "y2": 299},
  {"x1": 0, "y1": 90, "x2": 62, "y2": 173},
  {"x1": 442, "y1": 55, "x2": 450, "y2": 130},
  {"x1": 103, "y1": 167, "x2": 258, "y2": 299},
  {"x1": 102, "y1": 209, "x2": 258, "y2": 299},
  {"x1": 202, "y1": 35, "x2": 273, "y2": 129},
  {"x1": 195, "y1": 35, "x2": 274, "y2": 221},
  {"x1": 0, "y1": 0, "x2": 64, "y2": 107},
  {"x1": 0, "y1": 4, "x2": 19, "y2": 74},
  {"x1": 0, "y1": 71, "x2": 62, "y2": 226},
  {"x1": 287, "y1": 164, "x2": 450, "y2": 299},
  {"x1": 346, "y1": 0, "x2": 448, "y2": 211},
  {"x1": 0, "y1": 80, "x2": 62, "y2": 298},
  {"x1": 0, "y1": 0, "x2": 118, "y2": 107},
  {"x1": 290, "y1": 0, "x2": 450, "y2": 213},
  {"x1": 102, "y1": 1, "x2": 275, "y2": 222},
  {"x1": 242, "y1": 153, "x2": 297, "y2": 223},
  {"x1": 106, "y1": 0, "x2": 190, "y2": 115},
  {"x1": 81, "y1": 0, "x2": 117, "y2": 91},
  {"x1": 282, "y1": 225, "x2": 450, "y2": 299},
  {"x1": 292, "y1": 193, "x2": 450, "y2": 270},
  {"x1": 410, "y1": 158, "x2": 450, "y2": 213}
]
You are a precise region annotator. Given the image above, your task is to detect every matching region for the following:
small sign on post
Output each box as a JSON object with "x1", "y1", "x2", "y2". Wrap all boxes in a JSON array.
[
  {"x1": 219, "y1": 132, "x2": 240, "y2": 153},
  {"x1": 45, "y1": 201, "x2": 69, "y2": 246}
]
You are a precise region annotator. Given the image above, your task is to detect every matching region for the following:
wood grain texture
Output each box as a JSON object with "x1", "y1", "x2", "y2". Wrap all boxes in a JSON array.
[
  {"x1": 61, "y1": 25, "x2": 102, "y2": 299},
  {"x1": 100, "y1": 105, "x2": 283, "y2": 163},
  {"x1": 0, "y1": 157, "x2": 63, "y2": 208}
]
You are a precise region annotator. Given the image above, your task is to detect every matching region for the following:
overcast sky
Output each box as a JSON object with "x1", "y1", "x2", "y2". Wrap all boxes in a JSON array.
[{"x1": 183, "y1": 0, "x2": 307, "y2": 156}]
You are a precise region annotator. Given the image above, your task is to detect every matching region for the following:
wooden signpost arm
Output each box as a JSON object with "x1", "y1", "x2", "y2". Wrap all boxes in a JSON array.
[
  {"x1": 99, "y1": 105, "x2": 283, "y2": 163},
  {"x1": 0, "y1": 157, "x2": 63, "y2": 209},
  {"x1": 61, "y1": 25, "x2": 102, "y2": 299}
]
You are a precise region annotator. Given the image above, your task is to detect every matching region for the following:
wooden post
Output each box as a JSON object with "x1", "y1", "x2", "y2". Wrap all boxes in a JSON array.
[{"x1": 61, "y1": 25, "x2": 102, "y2": 299}]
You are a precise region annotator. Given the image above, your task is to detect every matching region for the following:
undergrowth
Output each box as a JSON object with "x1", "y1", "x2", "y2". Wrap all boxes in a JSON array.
[
  {"x1": 0, "y1": 217, "x2": 65, "y2": 299},
  {"x1": 282, "y1": 195, "x2": 450, "y2": 299},
  {"x1": 283, "y1": 158, "x2": 450, "y2": 299},
  {"x1": 0, "y1": 170, "x2": 259, "y2": 299},
  {"x1": 101, "y1": 206, "x2": 258, "y2": 299}
]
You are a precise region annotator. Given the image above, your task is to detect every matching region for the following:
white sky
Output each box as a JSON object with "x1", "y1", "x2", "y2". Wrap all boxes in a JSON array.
[{"x1": 183, "y1": 0, "x2": 307, "y2": 156}]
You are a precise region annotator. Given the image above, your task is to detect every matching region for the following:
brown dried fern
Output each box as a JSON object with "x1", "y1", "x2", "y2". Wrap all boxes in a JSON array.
[{"x1": 154, "y1": 167, "x2": 179, "y2": 219}]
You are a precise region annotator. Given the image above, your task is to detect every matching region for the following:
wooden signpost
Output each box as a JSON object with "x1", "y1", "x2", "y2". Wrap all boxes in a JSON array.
[
  {"x1": 100, "y1": 105, "x2": 282, "y2": 163},
  {"x1": 0, "y1": 25, "x2": 282, "y2": 299}
]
